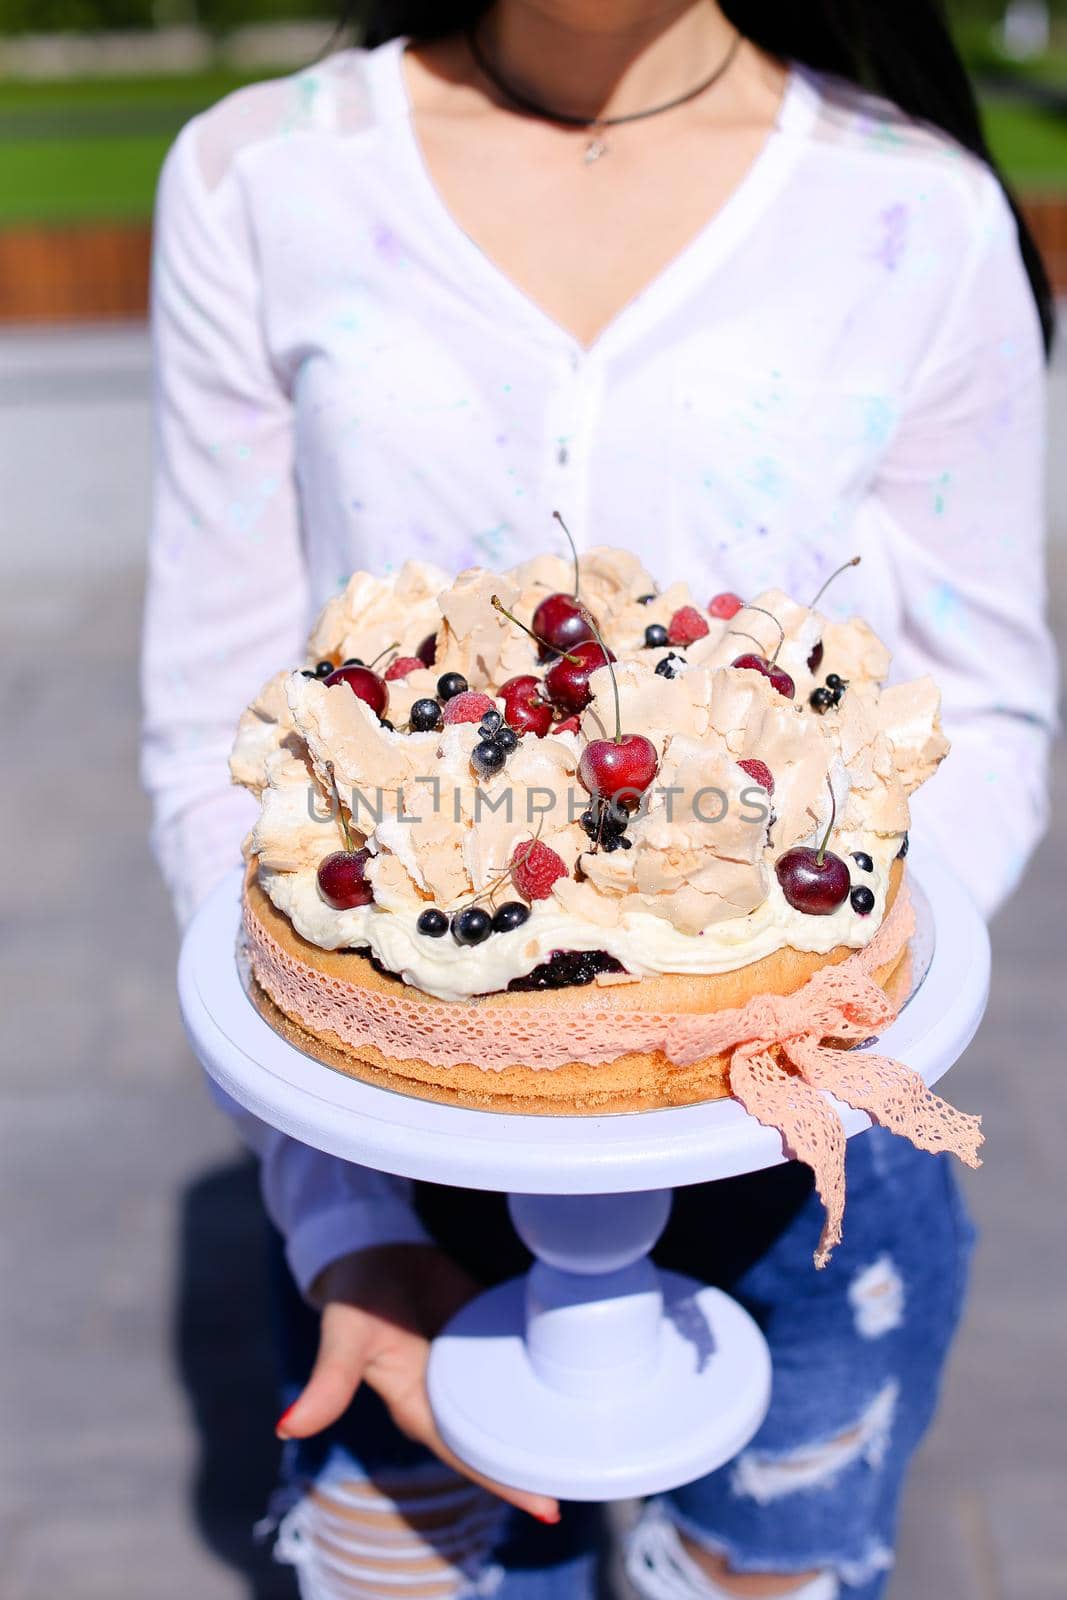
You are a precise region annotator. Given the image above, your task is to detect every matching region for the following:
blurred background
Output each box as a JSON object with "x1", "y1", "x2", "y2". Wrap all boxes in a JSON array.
[{"x1": 0, "y1": 3, "x2": 1063, "y2": 1597}]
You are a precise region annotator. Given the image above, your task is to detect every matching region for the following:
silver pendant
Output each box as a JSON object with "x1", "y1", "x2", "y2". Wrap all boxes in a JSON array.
[{"x1": 584, "y1": 133, "x2": 608, "y2": 164}]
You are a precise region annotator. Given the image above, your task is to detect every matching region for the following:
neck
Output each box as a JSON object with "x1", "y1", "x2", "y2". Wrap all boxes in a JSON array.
[{"x1": 480, "y1": 1, "x2": 736, "y2": 123}]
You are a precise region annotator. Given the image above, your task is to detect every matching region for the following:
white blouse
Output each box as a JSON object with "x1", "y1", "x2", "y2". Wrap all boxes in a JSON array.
[{"x1": 142, "y1": 38, "x2": 1055, "y2": 1292}]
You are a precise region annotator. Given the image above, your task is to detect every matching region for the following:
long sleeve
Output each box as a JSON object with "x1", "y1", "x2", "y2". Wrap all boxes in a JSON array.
[
  {"x1": 143, "y1": 117, "x2": 429, "y2": 1294},
  {"x1": 875, "y1": 172, "x2": 1056, "y2": 916}
]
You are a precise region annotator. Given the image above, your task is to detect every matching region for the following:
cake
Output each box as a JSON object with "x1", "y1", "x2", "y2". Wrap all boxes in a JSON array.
[{"x1": 232, "y1": 543, "x2": 982, "y2": 1262}]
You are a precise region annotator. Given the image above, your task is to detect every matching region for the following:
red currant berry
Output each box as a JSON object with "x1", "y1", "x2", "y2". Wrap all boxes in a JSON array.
[
  {"x1": 511, "y1": 840, "x2": 569, "y2": 901},
  {"x1": 667, "y1": 605, "x2": 709, "y2": 646},
  {"x1": 317, "y1": 848, "x2": 374, "y2": 910},
  {"x1": 442, "y1": 690, "x2": 496, "y2": 725},
  {"x1": 738, "y1": 758, "x2": 774, "y2": 795}
]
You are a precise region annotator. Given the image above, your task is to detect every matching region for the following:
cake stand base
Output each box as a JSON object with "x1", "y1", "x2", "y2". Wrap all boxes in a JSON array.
[{"x1": 179, "y1": 849, "x2": 989, "y2": 1503}]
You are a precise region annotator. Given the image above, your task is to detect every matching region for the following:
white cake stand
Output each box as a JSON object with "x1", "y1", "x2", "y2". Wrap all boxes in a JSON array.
[{"x1": 178, "y1": 845, "x2": 989, "y2": 1501}]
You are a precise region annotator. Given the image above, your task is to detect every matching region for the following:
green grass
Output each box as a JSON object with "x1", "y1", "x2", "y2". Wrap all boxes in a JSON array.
[
  {"x1": 981, "y1": 100, "x2": 1067, "y2": 189},
  {"x1": 0, "y1": 62, "x2": 1063, "y2": 227},
  {"x1": 0, "y1": 69, "x2": 262, "y2": 224}
]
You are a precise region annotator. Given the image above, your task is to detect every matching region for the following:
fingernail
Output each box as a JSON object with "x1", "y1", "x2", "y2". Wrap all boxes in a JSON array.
[
  {"x1": 530, "y1": 1508, "x2": 560, "y2": 1525},
  {"x1": 275, "y1": 1402, "x2": 297, "y2": 1439}
]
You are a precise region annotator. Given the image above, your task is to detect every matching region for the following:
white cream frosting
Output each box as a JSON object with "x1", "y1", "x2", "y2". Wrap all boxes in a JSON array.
[{"x1": 262, "y1": 834, "x2": 898, "y2": 1002}]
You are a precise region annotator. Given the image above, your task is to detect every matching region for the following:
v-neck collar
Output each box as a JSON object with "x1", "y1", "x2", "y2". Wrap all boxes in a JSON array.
[{"x1": 369, "y1": 34, "x2": 818, "y2": 361}]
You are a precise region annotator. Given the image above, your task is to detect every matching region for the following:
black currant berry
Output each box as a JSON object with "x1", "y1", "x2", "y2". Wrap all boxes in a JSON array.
[
  {"x1": 851, "y1": 851, "x2": 874, "y2": 873},
  {"x1": 897, "y1": 832, "x2": 909, "y2": 858},
  {"x1": 417, "y1": 908, "x2": 449, "y2": 938},
  {"x1": 314, "y1": 659, "x2": 335, "y2": 678},
  {"x1": 479, "y1": 709, "x2": 503, "y2": 736},
  {"x1": 809, "y1": 687, "x2": 835, "y2": 714},
  {"x1": 644, "y1": 623, "x2": 669, "y2": 649},
  {"x1": 826, "y1": 673, "x2": 846, "y2": 691},
  {"x1": 342, "y1": 657, "x2": 365, "y2": 667},
  {"x1": 300, "y1": 669, "x2": 317, "y2": 679},
  {"x1": 655, "y1": 653, "x2": 687, "y2": 679},
  {"x1": 410, "y1": 698, "x2": 443, "y2": 732},
  {"x1": 452, "y1": 906, "x2": 493, "y2": 945},
  {"x1": 636, "y1": 593, "x2": 657, "y2": 606},
  {"x1": 379, "y1": 718, "x2": 395, "y2": 732},
  {"x1": 850, "y1": 885, "x2": 875, "y2": 916},
  {"x1": 492, "y1": 901, "x2": 530, "y2": 934},
  {"x1": 437, "y1": 672, "x2": 468, "y2": 701},
  {"x1": 471, "y1": 740, "x2": 507, "y2": 777},
  {"x1": 494, "y1": 725, "x2": 519, "y2": 753}
]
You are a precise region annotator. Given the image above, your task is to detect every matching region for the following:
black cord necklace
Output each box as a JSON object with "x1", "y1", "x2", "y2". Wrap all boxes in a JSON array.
[{"x1": 465, "y1": 24, "x2": 743, "y2": 164}]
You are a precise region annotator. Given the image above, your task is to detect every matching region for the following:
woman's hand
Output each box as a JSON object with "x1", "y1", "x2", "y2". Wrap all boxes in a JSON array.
[{"x1": 275, "y1": 1242, "x2": 561, "y2": 1522}]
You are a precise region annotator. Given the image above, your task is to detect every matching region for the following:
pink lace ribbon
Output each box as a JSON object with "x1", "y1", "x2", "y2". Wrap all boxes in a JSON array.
[
  {"x1": 725, "y1": 904, "x2": 983, "y2": 1264},
  {"x1": 245, "y1": 882, "x2": 982, "y2": 1263}
]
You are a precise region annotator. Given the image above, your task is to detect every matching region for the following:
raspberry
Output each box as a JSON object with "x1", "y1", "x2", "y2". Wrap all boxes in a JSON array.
[
  {"x1": 510, "y1": 839, "x2": 569, "y2": 901},
  {"x1": 709, "y1": 591, "x2": 743, "y2": 620},
  {"x1": 442, "y1": 691, "x2": 496, "y2": 725},
  {"x1": 667, "y1": 605, "x2": 710, "y2": 646},
  {"x1": 738, "y1": 758, "x2": 775, "y2": 796},
  {"x1": 384, "y1": 656, "x2": 424, "y2": 682}
]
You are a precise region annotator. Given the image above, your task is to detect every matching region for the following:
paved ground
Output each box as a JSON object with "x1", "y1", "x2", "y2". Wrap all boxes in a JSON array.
[{"x1": 1, "y1": 326, "x2": 1064, "y2": 1600}]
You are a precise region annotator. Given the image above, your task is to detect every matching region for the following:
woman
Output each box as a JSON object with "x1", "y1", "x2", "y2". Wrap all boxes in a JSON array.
[{"x1": 142, "y1": 2, "x2": 1056, "y2": 1596}]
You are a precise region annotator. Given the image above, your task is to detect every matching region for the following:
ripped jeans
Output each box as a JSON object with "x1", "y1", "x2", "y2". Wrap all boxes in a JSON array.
[{"x1": 266, "y1": 1127, "x2": 975, "y2": 1600}]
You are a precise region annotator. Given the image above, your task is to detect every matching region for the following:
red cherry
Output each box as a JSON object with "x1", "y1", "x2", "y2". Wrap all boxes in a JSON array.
[
  {"x1": 738, "y1": 758, "x2": 774, "y2": 795},
  {"x1": 709, "y1": 591, "x2": 743, "y2": 620},
  {"x1": 500, "y1": 674, "x2": 554, "y2": 737},
  {"x1": 553, "y1": 714, "x2": 581, "y2": 735},
  {"x1": 579, "y1": 735, "x2": 659, "y2": 806},
  {"x1": 322, "y1": 664, "x2": 388, "y2": 718},
  {"x1": 317, "y1": 848, "x2": 374, "y2": 910},
  {"x1": 384, "y1": 655, "x2": 424, "y2": 682},
  {"x1": 416, "y1": 633, "x2": 437, "y2": 668},
  {"x1": 531, "y1": 594, "x2": 597, "y2": 662},
  {"x1": 730, "y1": 654, "x2": 794, "y2": 701},
  {"x1": 807, "y1": 640, "x2": 824, "y2": 673},
  {"x1": 775, "y1": 847, "x2": 850, "y2": 915},
  {"x1": 544, "y1": 639, "x2": 615, "y2": 714}
]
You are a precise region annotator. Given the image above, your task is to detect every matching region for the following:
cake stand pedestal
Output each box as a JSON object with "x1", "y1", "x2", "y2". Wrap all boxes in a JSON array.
[{"x1": 178, "y1": 845, "x2": 989, "y2": 1501}]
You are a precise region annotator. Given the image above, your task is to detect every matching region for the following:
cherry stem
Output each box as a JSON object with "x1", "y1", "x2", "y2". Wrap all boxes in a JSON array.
[
  {"x1": 459, "y1": 817, "x2": 545, "y2": 911},
  {"x1": 368, "y1": 640, "x2": 401, "y2": 670},
  {"x1": 728, "y1": 628, "x2": 766, "y2": 652},
  {"x1": 817, "y1": 777, "x2": 837, "y2": 867},
  {"x1": 810, "y1": 555, "x2": 861, "y2": 609},
  {"x1": 491, "y1": 594, "x2": 582, "y2": 663},
  {"x1": 579, "y1": 610, "x2": 622, "y2": 742},
  {"x1": 552, "y1": 509, "x2": 581, "y2": 600},
  {"x1": 740, "y1": 604, "x2": 786, "y2": 665},
  {"x1": 325, "y1": 761, "x2": 353, "y2": 852}
]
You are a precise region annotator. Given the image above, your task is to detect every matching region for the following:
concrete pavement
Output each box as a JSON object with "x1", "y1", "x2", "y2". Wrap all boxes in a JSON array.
[{"x1": 1, "y1": 325, "x2": 1064, "y2": 1599}]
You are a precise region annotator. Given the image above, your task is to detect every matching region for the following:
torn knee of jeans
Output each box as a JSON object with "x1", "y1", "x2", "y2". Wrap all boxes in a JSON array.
[
  {"x1": 625, "y1": 1502, "x2": 840, "y2": 1600},
  {"x1": 731, "y1": 1380, "x2": 899, "y2": 1505},
  {"x1": 274, "y1": 1466, "x2": 508, "y2": 1599},
  {"x1": 847, "y1": 1254, "x2": 905, "y2": 1339}
]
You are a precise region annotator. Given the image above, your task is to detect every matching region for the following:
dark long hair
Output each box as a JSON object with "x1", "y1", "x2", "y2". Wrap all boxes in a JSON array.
[{"x1": 341, "y1": 1, "x2": 1054, "y2": 352}]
